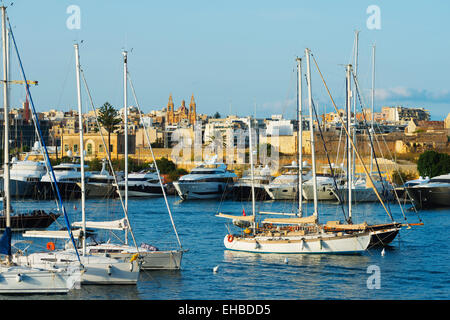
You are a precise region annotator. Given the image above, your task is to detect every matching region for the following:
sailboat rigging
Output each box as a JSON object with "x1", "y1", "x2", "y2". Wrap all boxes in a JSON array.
[
  {"x1": 13, "y1": 43, "x2": 140, "y2": 285},
  {"x1": 0, "y1": 6, "x2": 77, "y2": 293},
  {"x1": 216, "y1": 49, "x2": 372, "y2": 254},
  {"x1": 309, "y1": 50, "x2": 423, "y2": 245},
  {"x1": 72, "y1": 49, "x2": 184, "y2": 270}
]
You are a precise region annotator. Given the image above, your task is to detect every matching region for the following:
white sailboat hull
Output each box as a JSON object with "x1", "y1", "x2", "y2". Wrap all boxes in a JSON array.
[
  {"x1": 173, "y1": 181, "x2": 230, "y2": 200},
  {"x1": 13, "y1": 251, "x2": 140, "y2": 285},
  {"x1": 86, "y1": 244, "x2": 184, "y2": 270},
  {"x1": 223, "y1": 232, "x2": 371, "y2": 254},
  {"x1": 0, "y1": 265, "x2": 73, "y2": 294}
]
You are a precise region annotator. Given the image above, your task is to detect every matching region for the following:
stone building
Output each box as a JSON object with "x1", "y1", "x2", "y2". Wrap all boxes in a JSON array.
[
  {"x1": 60, "y1": 132, "x2": 135, "y2": 160},
  {"x1": 166, "y1": 94, "x2": 197, "y2": 126}
]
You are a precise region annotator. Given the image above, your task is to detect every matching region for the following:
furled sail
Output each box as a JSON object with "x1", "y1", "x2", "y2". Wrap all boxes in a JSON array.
[{"x1": 72, "y1": 218, "x2": 128, "y2": 231}]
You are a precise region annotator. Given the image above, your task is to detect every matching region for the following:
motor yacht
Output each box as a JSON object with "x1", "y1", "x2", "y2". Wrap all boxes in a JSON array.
[
  {"x1": 406, "y1": 173, "x2": 450, "y2": 207},
  {"x1": 38, "y1": 161, "x2": 90, "y2": 199},
  {"x1": 264, "y1": 162, "x2": 311, "y2": 200},
  {"x1": 231, "y1": 165, "x2": 274, "y2": 201},
  {"x1": 173, "y1": 161, "x2": 236, "y2": 200}
]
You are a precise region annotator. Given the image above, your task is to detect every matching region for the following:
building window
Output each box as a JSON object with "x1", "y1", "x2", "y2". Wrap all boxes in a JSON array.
[
  {"x1": 64, "y1": 144, "x2": 69, "y2": 152},
  {"x1": 73, "y1": 144, "x2": 78, "y2": 153},
  {"x1": 87, "y1": 143, "x2": 93, "y2": 155},
  {"x1": 99, "y1": 144, "x2": 104, "y2": 153}
]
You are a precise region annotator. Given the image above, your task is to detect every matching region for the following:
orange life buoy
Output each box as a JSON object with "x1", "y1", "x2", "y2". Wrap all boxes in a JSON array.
[
  {"x1": 227, "y1": 234, "x2": 234, "y2": 242},
  {"x1": 46, "y1": 242, "x2": 55, "y2": 251}
]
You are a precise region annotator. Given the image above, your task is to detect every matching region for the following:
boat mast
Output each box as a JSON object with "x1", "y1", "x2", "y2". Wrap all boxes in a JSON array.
[
  {"x1": 122, "y1": 50, "x2": 128, "y2": 245},
  {"x1": 248, "y1": 116, "x2": 256, "y2": 231},
  {"x1": 352, "y1": 31, "x2": 359, "y2": 181},
  {"x1": 74, "y1": 43, "x2": 86, "y2": 256},
  {"x1": 346, "y1": 64, "x2": 353, "y2": 223},
  {"x1": 2, "y1": 6, "x2": 11, "y2": 262},
  {"x1": 296, "y1": 57, "x2": 303, "y2": 217},
  {"x1": 305, "y1": 48, "x2": 318, "y2": 218},
  {"x1": 370, "y1": 44, "x2": 376, "y2": 174}
]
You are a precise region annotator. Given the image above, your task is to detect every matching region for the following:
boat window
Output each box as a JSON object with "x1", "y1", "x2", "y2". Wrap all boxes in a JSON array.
[
  {"x1": 429, "y1": 178, "x2": 450, "y2": 183},
  {"x1": 190, "y1": 170, "x2": 222, "y2": 174},
  {"x1": 129, "y1": 177, "x2": 148, "y2": 181}
]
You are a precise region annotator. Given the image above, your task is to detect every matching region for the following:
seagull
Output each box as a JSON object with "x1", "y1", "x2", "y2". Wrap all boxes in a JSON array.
[
  {"x1": 213, "y1": 265, "x2": 219, "y2": 273},
  {"x1": 284, "y1": 258, "x2": 289, "y2": 264},
  {"x1": 381, "y1": 248, "x2": 385, "y2": 256}
]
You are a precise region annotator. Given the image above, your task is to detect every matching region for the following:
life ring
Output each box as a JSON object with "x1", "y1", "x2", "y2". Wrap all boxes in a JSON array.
[
  {"x1": 46, "y1": 242, "x2": 55, "y2": 251},
  {"x1": 227, "y1": 234, "x2": 234, "y2": 243}
]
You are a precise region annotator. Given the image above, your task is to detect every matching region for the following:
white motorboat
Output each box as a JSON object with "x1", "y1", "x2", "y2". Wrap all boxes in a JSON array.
[
  {"x1": 81, "y1": 159, "x2": 120, "y2": 198},
  {"x1": 393, "y1": 176, "x2": 429, "y2": 200},
  {"x1": 231, "y1": 165, "x2": 274, "y2": 200},
  {"x1": 333, "y1": 174, "x2": 392, "y2": 202},
  {"x1": 173, "y1": 160, "x2": 237, "y2": 200},
  {"x1": 302, "y1": 165, "x2": 346, "y2": 201},
  {"x1": 264, "y1": 162, "x2": 311, "y2": 200},
  {"x1": 0, "y1": 156, "x2": 46, "y2": 198},
  {"x1": 406, "y1": 173, "x2": 450, "y2": 207},
  {"x1": 39, "y1": 161, "x2": 91, "y2": 199},
  {"x1": 116, "y1": 168, "x2": 164, "y2": 198}
]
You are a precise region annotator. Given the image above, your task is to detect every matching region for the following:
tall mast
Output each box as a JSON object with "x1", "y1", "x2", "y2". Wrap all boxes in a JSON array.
[
  {"x1": 2, "y1": 6, "x2": 11, "y2": 245},
  {"x1": 248, "y1": 116, "x2": 256, "y2": 230},
  {"x1": 74, "y1": 43, "x2": 86, "y2": 256},
  {"x1": 370, "y1": 44, "x2": 376, "y2": 174},
  {"x1": 346, "y1": 64, "x2": 353, "y2": 223},
  {"x1": 122, "y1": 50, "x2": 128, "y2": 244},
  {"x1": 305, "y1": 49, "x2": 318, "y2": 218},
  {"x1": 296, "y1": 57, "x2": 303, "y2": 217},
  {"x1": 352, "y1": 31, "x2": 359, "y2": 184}
]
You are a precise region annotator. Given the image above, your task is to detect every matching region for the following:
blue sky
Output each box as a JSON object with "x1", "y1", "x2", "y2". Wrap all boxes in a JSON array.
[{"x1": 4, "y1": 0, "x2": 450, "y2": 120}]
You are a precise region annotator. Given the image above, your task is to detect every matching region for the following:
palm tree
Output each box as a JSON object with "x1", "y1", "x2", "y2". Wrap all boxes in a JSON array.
[{"x1": 97, "y1": 102, "x2": 122, "y2": 155}]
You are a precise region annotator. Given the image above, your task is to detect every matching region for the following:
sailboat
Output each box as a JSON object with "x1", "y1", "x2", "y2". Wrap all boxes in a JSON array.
[
  {"x1": 307, "y1": 45, "x2": 423, "y2": 247},
  {"x1": 217, "y1": 52, "x2": 372, "y2": 254},
  {"x1": 74, "y1": 50, "x2": 184, "y2": 270},
  {"x1": 13, "y1": 44, "x2": 140, "y2": 285},
  {"x1": 0, "y1": 6, "x2": 76, "y2": 294}
]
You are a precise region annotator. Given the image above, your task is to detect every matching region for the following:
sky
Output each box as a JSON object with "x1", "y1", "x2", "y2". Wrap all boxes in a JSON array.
[{"x1": 3, "y1": 0, "x2": 450, "y2": 120}]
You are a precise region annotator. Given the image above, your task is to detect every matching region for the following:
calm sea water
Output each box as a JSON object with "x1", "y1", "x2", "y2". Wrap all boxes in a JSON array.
[{"x1": 2, "y1": 195, "x2": 449, "y2": 300}]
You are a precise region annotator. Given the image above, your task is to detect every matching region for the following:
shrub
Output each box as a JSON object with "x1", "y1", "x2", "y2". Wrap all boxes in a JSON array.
[{"x1": 417, "y1": 150, "x2": 450, "y2": 178}]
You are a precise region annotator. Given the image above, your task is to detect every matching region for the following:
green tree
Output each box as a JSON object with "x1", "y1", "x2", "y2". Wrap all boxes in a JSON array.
[
  {"x1": 97, "y1": 102, "x2": 122, "y2": 155},
  {"x1": 155, "y1": 157, "x2": 176, "y2": 174},
  {"x1": 417, "y1": 150, "x2": 450, "y2": 178}
]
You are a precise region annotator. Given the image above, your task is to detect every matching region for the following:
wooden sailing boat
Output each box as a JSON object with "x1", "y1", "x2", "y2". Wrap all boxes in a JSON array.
[
  {"x1": 0, "y1": 6, "x2": 76, "y2": 294},
  {"x1": 306, "y1": 46, "x2": 423, "y2": 247},
  {"x1": 217, "y1": 50, "x2": 372, "y2": 254}
]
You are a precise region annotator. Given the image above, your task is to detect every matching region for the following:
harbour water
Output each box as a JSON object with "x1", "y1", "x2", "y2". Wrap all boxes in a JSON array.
[{"x1": 2, "y1": 196, "x2": 449, "y2": 300}]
